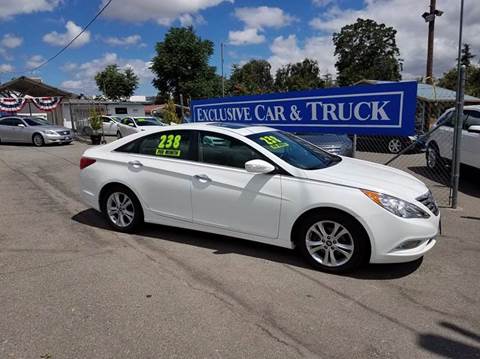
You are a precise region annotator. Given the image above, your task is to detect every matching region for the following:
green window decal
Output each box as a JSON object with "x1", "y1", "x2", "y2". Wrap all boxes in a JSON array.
[
  {"x1": 156, "y1": 134, "x2": 182, "y2": 157},
  {"x1": 259, "y1": 135, "x2": 289, "y2": 149}
]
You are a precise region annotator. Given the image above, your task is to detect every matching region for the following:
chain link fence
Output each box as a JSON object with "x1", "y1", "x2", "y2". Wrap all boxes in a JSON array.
[{"x1": 353, "y1": 100, "x2": 456, "y2": 207}]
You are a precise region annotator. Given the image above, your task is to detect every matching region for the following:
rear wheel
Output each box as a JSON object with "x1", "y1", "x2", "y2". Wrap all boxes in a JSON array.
[
  {"x1": 32, "y1": 133, "x2": 44, "y2": 147},
  {"x1": 101, "y1": 185, "x2": 143, "y2": 232},
  {"x1": 296, "y1": 211, "x2": 369, "y2": 273}
]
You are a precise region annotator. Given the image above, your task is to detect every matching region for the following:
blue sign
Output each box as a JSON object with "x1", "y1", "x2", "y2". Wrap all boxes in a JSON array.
[{"x1": 191, "y1": 82, "x2": 418, "y2": 136}]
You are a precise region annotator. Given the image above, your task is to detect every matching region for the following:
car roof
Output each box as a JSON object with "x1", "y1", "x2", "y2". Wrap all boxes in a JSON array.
[{"x1": 164, "y1": 122, "x2": 277, "y2": 136}]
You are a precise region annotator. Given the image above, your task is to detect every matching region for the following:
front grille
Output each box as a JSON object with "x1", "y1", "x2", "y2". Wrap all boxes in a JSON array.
[
  {"x1": 57, "y1": 130, "x2": 70, "y2": 136},
  {"x1": 416, "y1": 191, "x2": 439, "y2": 216}
]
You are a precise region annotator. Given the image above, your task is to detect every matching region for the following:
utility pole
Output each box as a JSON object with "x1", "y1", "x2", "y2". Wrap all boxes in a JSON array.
[
  {"x1": 221, "y1": 42, "x2": 225, "y2": 97},
  {"x1": 422, "y1": 0, "x2": 443, "y2": 84}
]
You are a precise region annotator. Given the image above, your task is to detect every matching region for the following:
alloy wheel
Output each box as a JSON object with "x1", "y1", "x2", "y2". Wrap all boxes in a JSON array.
[
  {"x1": 426, "y1": 146, "x2": 437, "y2": 169},
  {"x1": 106, "y1": 192, "x2": 135, "y2": 228},
  {"x1": 387, "y1": 138, "x2": 402, "y2": 154},
  {"x1": 305, "y1": 220, "x2": 354, "y2": 267},
  {"x1": 33, "y1": 134, "x2": 44, "y2": 147}
]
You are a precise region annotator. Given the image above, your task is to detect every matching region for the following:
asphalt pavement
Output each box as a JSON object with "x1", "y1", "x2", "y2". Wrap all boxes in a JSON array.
[{"x1": 0, "y1": 141, "x2": 479, "y2": 359}]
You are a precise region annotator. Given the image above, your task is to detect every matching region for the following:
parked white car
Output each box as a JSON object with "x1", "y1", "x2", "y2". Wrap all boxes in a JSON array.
[
  {"x1": 80, "y1": 123, "x2": 440, "y2": 273},
  {"x1": 426, "y1": 105, "x2": 480, "y2": 170},
  {"x1": 101, "y1": 115, "x2": 122, "y2": 136},
  {"x1": 116, "y1": 116, "x2": 166, "y2": 138}
]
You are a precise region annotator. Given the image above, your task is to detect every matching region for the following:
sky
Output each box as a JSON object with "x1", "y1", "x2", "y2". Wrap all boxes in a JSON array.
[{"x1": 0, "y1": 0, "x2": 478, "y2": 96}]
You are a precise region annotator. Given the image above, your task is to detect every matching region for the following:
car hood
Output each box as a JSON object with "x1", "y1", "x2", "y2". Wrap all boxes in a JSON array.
[{"x1": 305, "y1": 156, "x2": 428, "y2": 200}]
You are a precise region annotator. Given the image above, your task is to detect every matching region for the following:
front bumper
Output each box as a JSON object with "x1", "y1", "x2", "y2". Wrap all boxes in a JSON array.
[
  {"x1": 43, "y1": 134, "x2": 73, "y2": 144},
  {"x1": 368, "y1": 211, "x2": 440, "y2": 264}
]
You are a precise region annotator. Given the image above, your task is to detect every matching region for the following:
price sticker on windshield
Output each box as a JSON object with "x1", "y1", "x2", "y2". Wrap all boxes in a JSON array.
[
  {"x1": 259, "y1": 135, "x2": 289, "y2": 150},
  {"x1": 156, "y1": 134, "x2": 182, "y2": 157}
]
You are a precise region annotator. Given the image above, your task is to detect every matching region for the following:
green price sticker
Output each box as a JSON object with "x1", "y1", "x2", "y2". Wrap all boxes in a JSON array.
[
  {"x1": 156, "y1": 134, "x2": 182, "y2": 157},
  {"x1": 259, "y1": 135, "x2": 289, "y2": 149}
]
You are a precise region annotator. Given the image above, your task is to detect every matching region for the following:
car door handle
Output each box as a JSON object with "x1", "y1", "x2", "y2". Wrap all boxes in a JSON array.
[
  {"x1": 194, "y1": 174, "x2": 211, "y2": 182},
  {"x1": 128, "y1": 160, "x2": 143, "y2": 169}
]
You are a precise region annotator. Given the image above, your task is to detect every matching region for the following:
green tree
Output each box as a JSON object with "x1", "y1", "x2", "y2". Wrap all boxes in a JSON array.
[
  {"x1": 95, "y1": 64, "x2": 139, "y2": 100},
  {"x1": 438, "y1": 65, "x2": 480, "y2": 98},
  {"x1": 162, "y1": 99, "x2": 180, "y2": 124},
  {"x1": 333, "y1": 18, "x2": 402, "y2": 86},
  {"x1": 151, "y1": 26, "x2": 221, "y2": 101},
  {"x1": 229, "y1": 59, "x2": 274, "y2": 95},
  {"x1": 460, "y1": 43, "x2": 475, "y2": 67},
  {"x1": 274, "y1": 58, "x2": 325, "y2": 92}
]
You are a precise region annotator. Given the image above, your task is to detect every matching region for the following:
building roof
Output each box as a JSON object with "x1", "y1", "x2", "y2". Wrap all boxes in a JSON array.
[
  {"x1": 0, "y1": 76, "x2": 77, "y2": 98},
  {"x1": 356, "y1": 79, "x2": 480, "y2": 103}
]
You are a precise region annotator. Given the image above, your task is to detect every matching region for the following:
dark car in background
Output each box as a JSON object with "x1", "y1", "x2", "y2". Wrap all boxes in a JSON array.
[
  {"x1": 295, "y1": 132, "x2": 353, "y2": 157},
  {"x1": 354, "y1": 135, "x2": 422, "y2": 154}
]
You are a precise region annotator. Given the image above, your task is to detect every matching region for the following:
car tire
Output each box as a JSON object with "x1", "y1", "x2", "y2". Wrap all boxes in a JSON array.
[
  {"x1": 387, "y1": 138, "x2": 403, "y2": 154},
  {"x1": 426, "y1": 142, "x2": 443, "y2": 170},
  {"x1": 117, "y1": 131, "x2": 122, "y2": 139},
  {"x1": 295, "y1": 210, "x2": 369, "y2": 273},
  {"x1": 100, "y1": 185, "x2": 143, "y2": 233},
  {"x1": 32, "y1": 133, "x2": 44, "y2": 147}
]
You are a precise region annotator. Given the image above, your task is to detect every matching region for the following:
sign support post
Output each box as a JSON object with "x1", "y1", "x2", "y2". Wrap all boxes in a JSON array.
[{"x1": 451, "y1": 66, "x2": 465, "y2": 209}]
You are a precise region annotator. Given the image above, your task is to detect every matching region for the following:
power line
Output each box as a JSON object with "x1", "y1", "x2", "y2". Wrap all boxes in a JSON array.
[{"x1": 8, "y1": 0, "x2": 114, "y2": 75}]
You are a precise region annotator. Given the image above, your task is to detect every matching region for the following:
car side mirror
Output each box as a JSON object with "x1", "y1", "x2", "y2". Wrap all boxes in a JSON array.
[
  {"x1": 18, "y1": 124, "x2": 25, "y2": 128},
  {"x1": 467, "y1": 125, "x2": 480, "y2": 133},
  {"x1": 245, "y1": 159, "x2": 275, "y2": 174}
]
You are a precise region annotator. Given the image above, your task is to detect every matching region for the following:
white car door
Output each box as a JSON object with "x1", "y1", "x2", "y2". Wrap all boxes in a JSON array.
[
  {"x1": 462, "y1": 110, "x2": 480, "y2": 168},
  {"x1": 190, "y1": 131, "x2": 282, "y2": 239},
  {"x1": 434, "y1": 111, "x2": 455, "y2": 160},
  {"x1": 119, "y1": 118, "x2": 137, "y2": 136},
  {"x1": 115, "y1": 129, "x2": 195, "y2": 221}
]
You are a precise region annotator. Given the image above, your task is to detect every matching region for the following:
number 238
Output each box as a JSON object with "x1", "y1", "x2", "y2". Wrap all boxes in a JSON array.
[{"x1": 158, "y1": 134, "x2": 181, "y2": 149}]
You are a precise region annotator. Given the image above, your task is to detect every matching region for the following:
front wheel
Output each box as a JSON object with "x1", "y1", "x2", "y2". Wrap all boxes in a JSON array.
[
  {"x1": 426, "y1": 143, "x2": 443, "y2": 170},
  {"x1": 32, "y1": 133, "x2": 44, "y2": 147},
  {"x1": 387, "y1": 138, "x2": 403, "y2": 154},
  {"x1": 101, "y1": 186, "x2": 143, "y2": 233},
  {"x1": 296, "y1": 211, "x2": 369, "y2": 273}
]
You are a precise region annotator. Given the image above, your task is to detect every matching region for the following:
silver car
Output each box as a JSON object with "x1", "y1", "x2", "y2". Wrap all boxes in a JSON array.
[{"x1": 0, "y1": 116, "x2": 73, "y2": 146}]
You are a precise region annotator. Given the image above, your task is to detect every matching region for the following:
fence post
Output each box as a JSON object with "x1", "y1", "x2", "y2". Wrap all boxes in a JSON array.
[
  {"x1": 451, "y1": 65, "x2": 465, "y2": 209},
  {"x1": 352, "y1": 134, "x2": 357, "y2": 158},
  {"x1": 179, "y1": 94, "x2": 185, "y2": 122}
]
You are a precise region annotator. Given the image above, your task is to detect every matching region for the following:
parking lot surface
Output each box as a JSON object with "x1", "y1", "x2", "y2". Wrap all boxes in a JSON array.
[{"x1": 0, "y1": 141, "x2": 479, "y2": 359}]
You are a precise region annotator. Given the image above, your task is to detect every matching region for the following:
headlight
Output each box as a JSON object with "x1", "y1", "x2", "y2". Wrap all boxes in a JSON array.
[
  {"x1": 42, "y1": 130, "x2": 57, "y2": 135},
  {"x1": 361, "y1": 190, "x2": 430, "y2": 218}
]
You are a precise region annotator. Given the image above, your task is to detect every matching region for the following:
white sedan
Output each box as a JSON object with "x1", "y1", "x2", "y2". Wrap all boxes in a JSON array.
[
  {"x1": 116, "y1": 116, "x2": 166, "y2": 138},
  {"x1": 80, "y1": 123, "x2": 440, "y2": 272},
  {"x1": 426, "y1": 105, "x2": 480, "y2": 170}
]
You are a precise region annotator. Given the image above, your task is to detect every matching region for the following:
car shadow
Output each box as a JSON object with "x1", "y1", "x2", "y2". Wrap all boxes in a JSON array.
[
  {"x1": 72, "y1": 208, "x2": 423, "y2": 280},
  {"x1": 418, "y1": 321, "x2": 480, "y2": 358}
]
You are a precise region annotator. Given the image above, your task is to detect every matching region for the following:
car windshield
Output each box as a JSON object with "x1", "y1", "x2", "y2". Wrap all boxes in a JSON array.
[
  {"x1": 135, "y1": 117, "x2": 162, "y2": 126},
  {"x1": 22, "y1": 117, "x2": 49, "y2": 126},
  {"x1": 248, "y1": 131, "x2": 341, "y2": 170}
]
